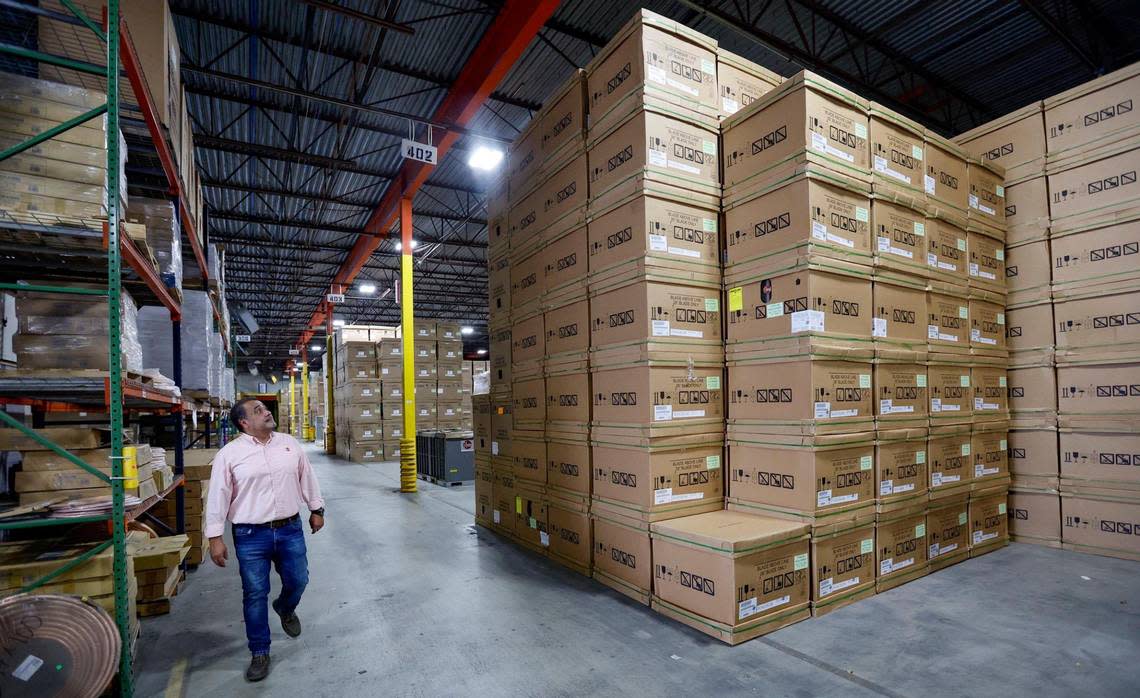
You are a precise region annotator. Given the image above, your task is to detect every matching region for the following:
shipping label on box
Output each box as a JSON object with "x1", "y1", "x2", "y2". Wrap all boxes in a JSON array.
[
  {"x1": 587, "y1": 193, "x2": 719, "y2": 272},
  {"x1": 727, "y1": 268, "x2": 871, "y2": 343},
  {"x1": 544, "y1": 299, "x2": 589, "y2": 357},
  {"x1": 724, "y1": 175, "x2": 872, "y2": 267},
  {"x1": 592, "y1": 280, "x2": 721, "y2": 349},
  {"x1": 927, "y1": 501, "x2": 969, "y2": 559},
  {"x1": 728, "y1": 440, "x2": 875, "y2": 514}
]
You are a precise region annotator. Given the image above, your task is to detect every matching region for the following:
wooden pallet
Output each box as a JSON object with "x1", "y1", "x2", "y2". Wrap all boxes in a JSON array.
[
  {"x1": 3, "y1": 368, "x2": 155, "y2": 385},
  {"x1": 417, "y1": 473, "x2": 470, "y2": 487}
]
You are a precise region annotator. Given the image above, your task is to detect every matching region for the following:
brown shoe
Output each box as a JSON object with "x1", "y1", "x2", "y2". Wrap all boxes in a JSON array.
[
  {"x1": 273, "y1": 599, "x2": 302, "y2": 637},
  {"x1": 246, "y1": 654, "x2": 270, "y2": 682}
]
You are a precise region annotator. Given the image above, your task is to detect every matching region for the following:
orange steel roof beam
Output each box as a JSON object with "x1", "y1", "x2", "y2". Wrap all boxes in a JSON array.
[{"x1": 298, "y1": 0, "x2": 561, "y2": 348}]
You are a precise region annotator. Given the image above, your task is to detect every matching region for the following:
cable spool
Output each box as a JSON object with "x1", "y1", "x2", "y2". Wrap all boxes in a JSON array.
[{"x1": 0, "y1": 594, "x2": 120, "y2": 697}]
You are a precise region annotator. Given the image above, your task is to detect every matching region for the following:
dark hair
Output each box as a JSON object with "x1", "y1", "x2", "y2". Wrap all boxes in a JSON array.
[{"x1": 230, "y1": 397, "x2": 260, "y2": 434}]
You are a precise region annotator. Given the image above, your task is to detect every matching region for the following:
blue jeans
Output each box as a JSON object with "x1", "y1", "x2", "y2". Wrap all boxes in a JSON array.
[{"x1": 232, "y1": 517, "x2": 309, "y2": 656}]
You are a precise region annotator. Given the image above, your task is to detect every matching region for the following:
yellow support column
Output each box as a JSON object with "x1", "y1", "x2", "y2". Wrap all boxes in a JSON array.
[
  {"x1": 399, "y1": 197, "x2": 417, "y2": 492},
  {"x1": 325, "y1": 333, "x2": 337, "y2": 454}
]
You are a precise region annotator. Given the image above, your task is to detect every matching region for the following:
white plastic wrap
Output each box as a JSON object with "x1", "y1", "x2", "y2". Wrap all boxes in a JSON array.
[
  {"x1": 14, "y1": 285, "x2": 141, "y2": 372},
  {"x1": 126, "y1": 197, "x2": 182, "y2": 292},
  {"x1": 223, "y1": 367, "x2": 235, "y2": 404},
  {"x1": 138, "y1": 290, "x2": 212, "y2": 390}
]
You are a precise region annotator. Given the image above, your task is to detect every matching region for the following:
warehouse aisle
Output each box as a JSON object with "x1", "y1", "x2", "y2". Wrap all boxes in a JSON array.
[{"x1": 133, "y1": 444, "x2": 1140, "y2": 697}]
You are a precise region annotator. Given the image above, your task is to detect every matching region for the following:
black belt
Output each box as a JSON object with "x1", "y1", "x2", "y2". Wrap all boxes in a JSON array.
[{"x1": 241, "y1": 514, "x2": 299, "y2": 529}]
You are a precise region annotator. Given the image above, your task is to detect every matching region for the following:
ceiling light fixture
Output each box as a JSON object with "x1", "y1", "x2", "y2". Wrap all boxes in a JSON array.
[
  {"x1": 476, "y1": 348, "x2": 487, "y2": 355},
  {"x1": 332, "y1": 319, "x2": 346, "y2": 327},
  {"x1": 358, "y1": 282, "x2": 377, "y2": 294},
  {"x1": 394, "y1": 240, "x2": 419, "y2": 251},
  {"x1": 461, "y1": 326, "x2": 474, "y2": 335},
  {"x1": 468, "y1": 146, "x2": 504, "y2": 171}
]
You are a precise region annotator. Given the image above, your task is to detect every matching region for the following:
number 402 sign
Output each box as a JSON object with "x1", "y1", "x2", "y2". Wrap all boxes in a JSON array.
[{"x1": 402, "y1": 139, "x2": 437, "y2": 164}]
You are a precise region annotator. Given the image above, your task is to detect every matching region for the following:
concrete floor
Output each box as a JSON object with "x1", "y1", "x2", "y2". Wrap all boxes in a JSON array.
[{"x1": 134, "y1": 443, "x2": 1140, "y2": 697}]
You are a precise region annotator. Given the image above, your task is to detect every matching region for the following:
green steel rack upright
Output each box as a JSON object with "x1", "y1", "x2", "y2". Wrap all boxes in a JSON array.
[{"x1": 0, "y1": 1, "x2": 199, "y2": 694}]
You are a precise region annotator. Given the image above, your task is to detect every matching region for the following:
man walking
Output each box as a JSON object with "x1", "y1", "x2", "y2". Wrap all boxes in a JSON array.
[{"x1": 206, "y1": 397, "x2": 326, "y2": 682}]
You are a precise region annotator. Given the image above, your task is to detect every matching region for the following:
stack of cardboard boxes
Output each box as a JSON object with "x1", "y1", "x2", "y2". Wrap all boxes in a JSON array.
[
  {"x1": 477, "y1": 8, "x2": 1017, "y2": 645},
  {"x1": 334, "y1": 340, "x2": 385, "y2": 463},
  {"x1": 154, "y1": 447, "x2": 217, "y2": 566},
  {"x1": 955, "y1": 63, "x2": 1140, "y2": 562},
  {"x1": 129, "y1": 534, "x2": 190, "y2": 617}
]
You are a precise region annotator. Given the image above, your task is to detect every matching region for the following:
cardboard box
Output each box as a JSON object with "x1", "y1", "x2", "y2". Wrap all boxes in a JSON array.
[
  {"x1": 542, "y1": 226, "x2": 588, "y2": 303},
  {"x1": 925, "y1": 215, "x2": 970, "y2": 285},
  {"x1": 538, "y1": 155, "x2": 588, "y2": 240},
  {"x1": 592, "y1": 437, "x2": 724, "y2": 519},
  {"x1": 1009, "y1": 427, "x2": 1059, "y2": 486},
  {"x1": 512, "y1": 376, "x2": 546, "y2": 429},
  {"x1": 928, "y1": 425, "x2": 973, "y2": 497},
  {"x1": 547, "y1": 438, "x2": 590, "y2": 495},
  {"x1": 474, "y1": 396, "x2": 492, "y2": 452},
  {"x1": 650, "y1": 511, "x2": 811, "y2": 645},
  {"x1": 437, "y1": 340, "x2": 464, "y2": 364},
  {"x1": 1004, "y1": 239, "x2": 1051, "y2": 304},
  {"x1": 972, "y1": 425, "x2": 1010, "y2": 485},
  {"x1": 924, "y1": 133, "x2": 969, "y2": 220},
  {"x1": 954, "y1": 102, "x2": 1046, "y2": 183},
  {"x1": 341, "y1": 404, "x2": 382, "y2": 424},
  {"x1": 587, "y1": 102, "x2": 720, "y2": 205},
  {"x1": 966, "y1": 158, "x2": 1007, "y2": 230},
  {"x1": 591, "y1": 503, "x2": 652, "y2": 604},
  {"x1": 340, "y1": 341, "x2": 377, "y2": 362},
  {"x1": 508, "y1": 122, "x2": 542, "y2": 204},
  {"x1": 0, "y1": 427, "x2": 103, "y2": 451},
  {"x1": 873, "y1": 275, "x2": 929, "y2": 357},
  {"x1": 591, "y1": 279, "x2": 722, "y2": 351},
  {"x1": 723, "y1": 169, "x2": 873, "y2": 271},
  {"x1": 927, "y1": 287, "x2": 970, "y2": 353},
  {"x1": 1050, "y1": 216, "x2": 1140, "y2": 295},
  {"x1": 1008, "y1": 366, "x2": 1057, "y2": 417},
  {"x1": 510, "y1": 432, "x2": 546, "y2": 485},
  {"x1": 491, "y1": 401, "x2": 513, "y2": 456},
  {"x1": 545, "y1": 370, "x2": 589, "y2": 425},
  {"x1": 972, "y1": 365, "x2": 1009, "y2": 422},
  {"x1": 340, "y1": 381, "x2": 383, "y2": 404},
  {"x1": 1008, "y1": 488, "x2": 1061, "y2": 547},
  {"x1": 1044, "y1": 63, "x2": 1140, "y2": 157},
  {"x1": 539, "y1": 70, "x2": 586, "y2": 170},
  {"x1": 513, "y1": 480, "x2": 549, "y2": 554},
  {"x1": 728, "y1": 358, "x2": 874, "y2": 434},
  {"x1": 489, "y1": 327, "x2": 511, "y2": 386},
  {"x1": 1057, "y1": 362, "x2": 1140, "y2": 418},
  {"x1": 585, "y1": 9, "x2": 719, "y2": 131},
  {"x1": 969, "y1": 297, "x2": 1007, "y2": 354},
  {"x1": 1004, "y1": 175, "x2": 1051, "y2": 241},
  {"x1": 810, "y1": 521, "x2": 875, "y2": 615},
  {"x1": 722, "y1": 71, "x2": 870, "y2": 195},
  {"x1": 510, "y1": 313, "x2": 544, "y2": 366},
  {"x1": 725, "y1": 262, "x2": 872, "y2": 350},
  {"x1": 1005, "y1": 300, "x2": 1054, "y2": 359},
  {"x1": 489, "y1": 254, "x2": 511, "y2": 316},
  {"x1": 869, "y1": 102, "x2": 926, "y2": 203},
  {"x1": 969, "y1": 491, "x2": 1009, "y2": 556},
  {"x1": 547, "y1": 495, "x2": 592, "y2": 575},
  {"x1": 1047, "y1": 139, "x2": 1140, "y2": 228},
  {"x1": 967, "y1": 231, "x2": 1005, "y2": 293},
  {"x1": 1053, "y1": 290, "x2": 1140, "y2": 364},
  {"x1": 874, "y1": 363, "x2": 928, "y2": 426},
  {"x1": 1059, "y1": 430, "x2": 1140, "y2": 490},
  {"x1": 716, "y1": 48, "x2": 781, "y2": 117},
  {"x1": 928, "y1": 362, "x2": 973, "y2": 425},
  {"x1": 491, "y1": 470, "x2": 517, "y2": 538},
  {"x1": 927, "y1": 495, "x2": 970, "y2": 569},
  {"x1": 728, "y1": 435, "x2": 875, "y2": 520},
  {"x1": 592, "y1": 361, "x2": 724, "y2": 436},
  {"x1": 346, "y1": 424, "x2": 382, "y2": 443},
  {"x1": 586, "y1": 190, "x2": 720, "y2": 280},
  {"x1": 544, "y1": 299, "x2": 589, "y2": 359},
  {"x1": 382, "y1": 422, "x2": 404, "y2": 442},
  {"x1": 876, "y1": 428, "x2": 929, "y2": 502},
  {"x1": 475, "y1": 466, "x2": 494, "y2": 527},
  {"x1": 874, "y1": 505, "x2": 929, "y2": 591},
  {"x1": 872, "y1": 199, "x2": 929, "y2": 276},
  {"x1": 1061, "y1": 491, "x2": 1140, "y2": 561}
]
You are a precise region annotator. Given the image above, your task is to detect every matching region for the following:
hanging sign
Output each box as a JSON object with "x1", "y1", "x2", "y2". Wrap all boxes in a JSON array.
[
  {"x1": 327, "y1": 293, "x2": 346, "y2": 304},
  {"x1": 402, "y1": 138, "x2": 437, "y2": 164},
  {"x1": 289, "y1": 349, "x2": 300, "y2": 356},
  {"x1": 235, "y1": 334, "x2": 251, "y2": 343}
]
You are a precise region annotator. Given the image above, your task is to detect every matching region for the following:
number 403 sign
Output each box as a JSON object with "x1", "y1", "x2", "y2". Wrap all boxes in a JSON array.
[{"x1": 402, "y1": 139, "x2": 436, "y2": 164}]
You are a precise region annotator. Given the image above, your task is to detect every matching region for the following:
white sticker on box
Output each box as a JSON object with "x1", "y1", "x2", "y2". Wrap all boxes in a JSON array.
[
  {"x1": 856, "y1": 207, "x2": 869, "y2": 222},
  {"x1": 925, "y1": 175, "x2": 936, "y2": 194},
  {"x1": 881, "y1": 479, "x2": 894, "y2": 495},
  {"x1": 820, "y1": 577, "x2": 834, "y2": 597},
  {"x1": 996, "y1": 248, "x2": 1005, "y2": 261},
  {"x1": 707, "y1": 455, "x2": 721, "y2": 470},
  {"x1": 831, "y1": 493, "x2": 860, "y2": 505},
  {"x1": 766, "y1": 302, "x2": 785, "y2": 318},
  {"x1": 874, "y1": 156, "x2": 912, "y2": 184},
  {"x1": 969, "y1": 194, "x2": 980, "y2": 210},
  {"x1": 831, "y1": 409, "x2": 858, "y2": 418},
  {"x1": 739, "y1": 594, "x2": 790, "y2": 620},
  {"x1": 916, "y1": 523, "x2": 926, "y2": 537},
  {"x1": 971, "y1": 328, "x2": 982, "y2": 342},
  {"x1": 705, "y1": 298, "x2": 719, "y2": 312},
  {"x1": 654, "y1": 488, "x2": 673, "y2": 505},
  {"x1": 818, "y1": 489, "x2": 833, "y2": 506},
  {"x1": 892, "y1": 557, "x2": 915, "y2": 573},
  {"x1": 927, "y1": 252, "x2": 939, "y2": 267},
  {"x1": 828, "y1": 232, "x2": 855, "y2": 248},
  {"x1": 812, "y1": 220, "x2": 829, "y2": 241},
  {"x1": 811, "y1": 132, "x2": 828, "y2": 153},
  {"x1": 492, "y1": 442, "x2": 500, "y2": 455},
  {"x1": 969, "y1": 262, "x2": 980, "y2": 277},
  {"x1": 912, "y1": 144, "x2": 924, "y2": 160},
  {"x1": 881, "y1": 399, "x2": 894, "y2": 414},
  {"x1": 701, "y1": 58, "x2": 716, "y2": 73},
  {"x1": 930, "y1": 399, "x2": 942, "y2": 412},
  {"x1": 861, "y1": 455, "x2": 873, "y2": 470},
  {"x1": 859, "y1": 374, "x2": 872, "y2": 389},
  {"x1": 668, "y1": 158, "x2": 700, "y2": 174},
  {"x1": 702, "y1": 140, "x2": 717, "y2": 155},
  {"x1": 652, "y1": 320, "x2": 671, "y2": 336},
  {"x1": 916, "y1": 450, "x2": 926, "y2": 464},
  {"x1": 654, "y1": 405, "x2": 673, "y2": 421},
  {"x1": 540, "y1": 531, "x2": 550, "y2": 546},
  {"x1": 493, "y1": 510, "x2": 501, "y2": 524},
  {"x1": 854, "y1": 123, "x2": 868, "y2": 138},
  {"x1": 997, "y1": 313, "x2": 1005, "y2": 325},
  {"x1": 649, "y1": 234, "x2": 668, "y2": 251},
  {"x1": 791, "y1": 309, "x2": 825, "y2": 333},
  {"x1": 668, "y1": 245, "x2": 701, "y2": 258},
  {"x1": 929, "y1": 542, "x2": 940, "y2": 558},
  {"x1": 810, "y1": 132, "x2": 856, "y2": 162},
  {"x1": 673, "y1": 410, "x2": 706, "y2": 419},
  {"x1": 878, "y1": 236, "x2": 892, "y2": 252},
  {"x1": 928, "y1": 324, "x2": 941, "y2": 340},
  {"x1": 723, "y1": 97, "x2": 740, "y2": 113},
  {"x1": 649, "y1": 149, "x2": 667, "y2": 167},
  {"x1": 957, "y1": 238, "x2": 967, "y2": 251},
  {"x1": 980, "y1": 203, "x2": 996, "y2": 216},
  {"x1": 738, "y1": 597, "x2": 758, "y2": 619},
  {"x1": 703, "y1": 218, "x2": 716, "y2": 232},
  {"x1": 914, "y1": 221, "x2": 925, "y2": 236},
  {"x1": 917, "y1": 374, "x2": 927, "y2": 387},
  {"x1": 962, "y1": 443, "x2": 971, "y2": 456},
  {"x1": 961, "y1": 375, "x2": 970, "y2": 387},
  {"x1": 12, "y1": 655, "x2": 43, "y2": 682},
  {"x1": 895, "y1": 483, "x2": 915, "y2": 493},
  {"x1": 670, "y1": 328, "x2": 703, "y2": 338},
  {"x1": 647, "y1": 65, "x2": 667, "y2": 85},
  {"x1": 932, "y1": 472, "x2": 943, "y2": 486},
  {"x1": 814, "y1": 402, "x2": 831, "y2": 419},
  {"x1": 706, "y1": 376, "x2": 721, "y2": 390},
  {"x1": 880, "y1": 559, "x2": 893, "y2": 575},
  {"x1": 996, "y1": 185, "x2": 1005, "y2": 197},
  {"x1": 794, "y1": 553, "x2": 808, "y2": 570}
]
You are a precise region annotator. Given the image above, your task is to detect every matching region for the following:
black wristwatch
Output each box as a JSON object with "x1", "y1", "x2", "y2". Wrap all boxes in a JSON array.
[{"x1": 310, "y1": 508, "x2": 325, "y2": 517}]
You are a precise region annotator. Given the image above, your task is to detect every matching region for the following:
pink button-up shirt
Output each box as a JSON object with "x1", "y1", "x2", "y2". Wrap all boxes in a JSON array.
[{"x1": 205, "y1": 432, "x2": 325, "y2": 538}]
